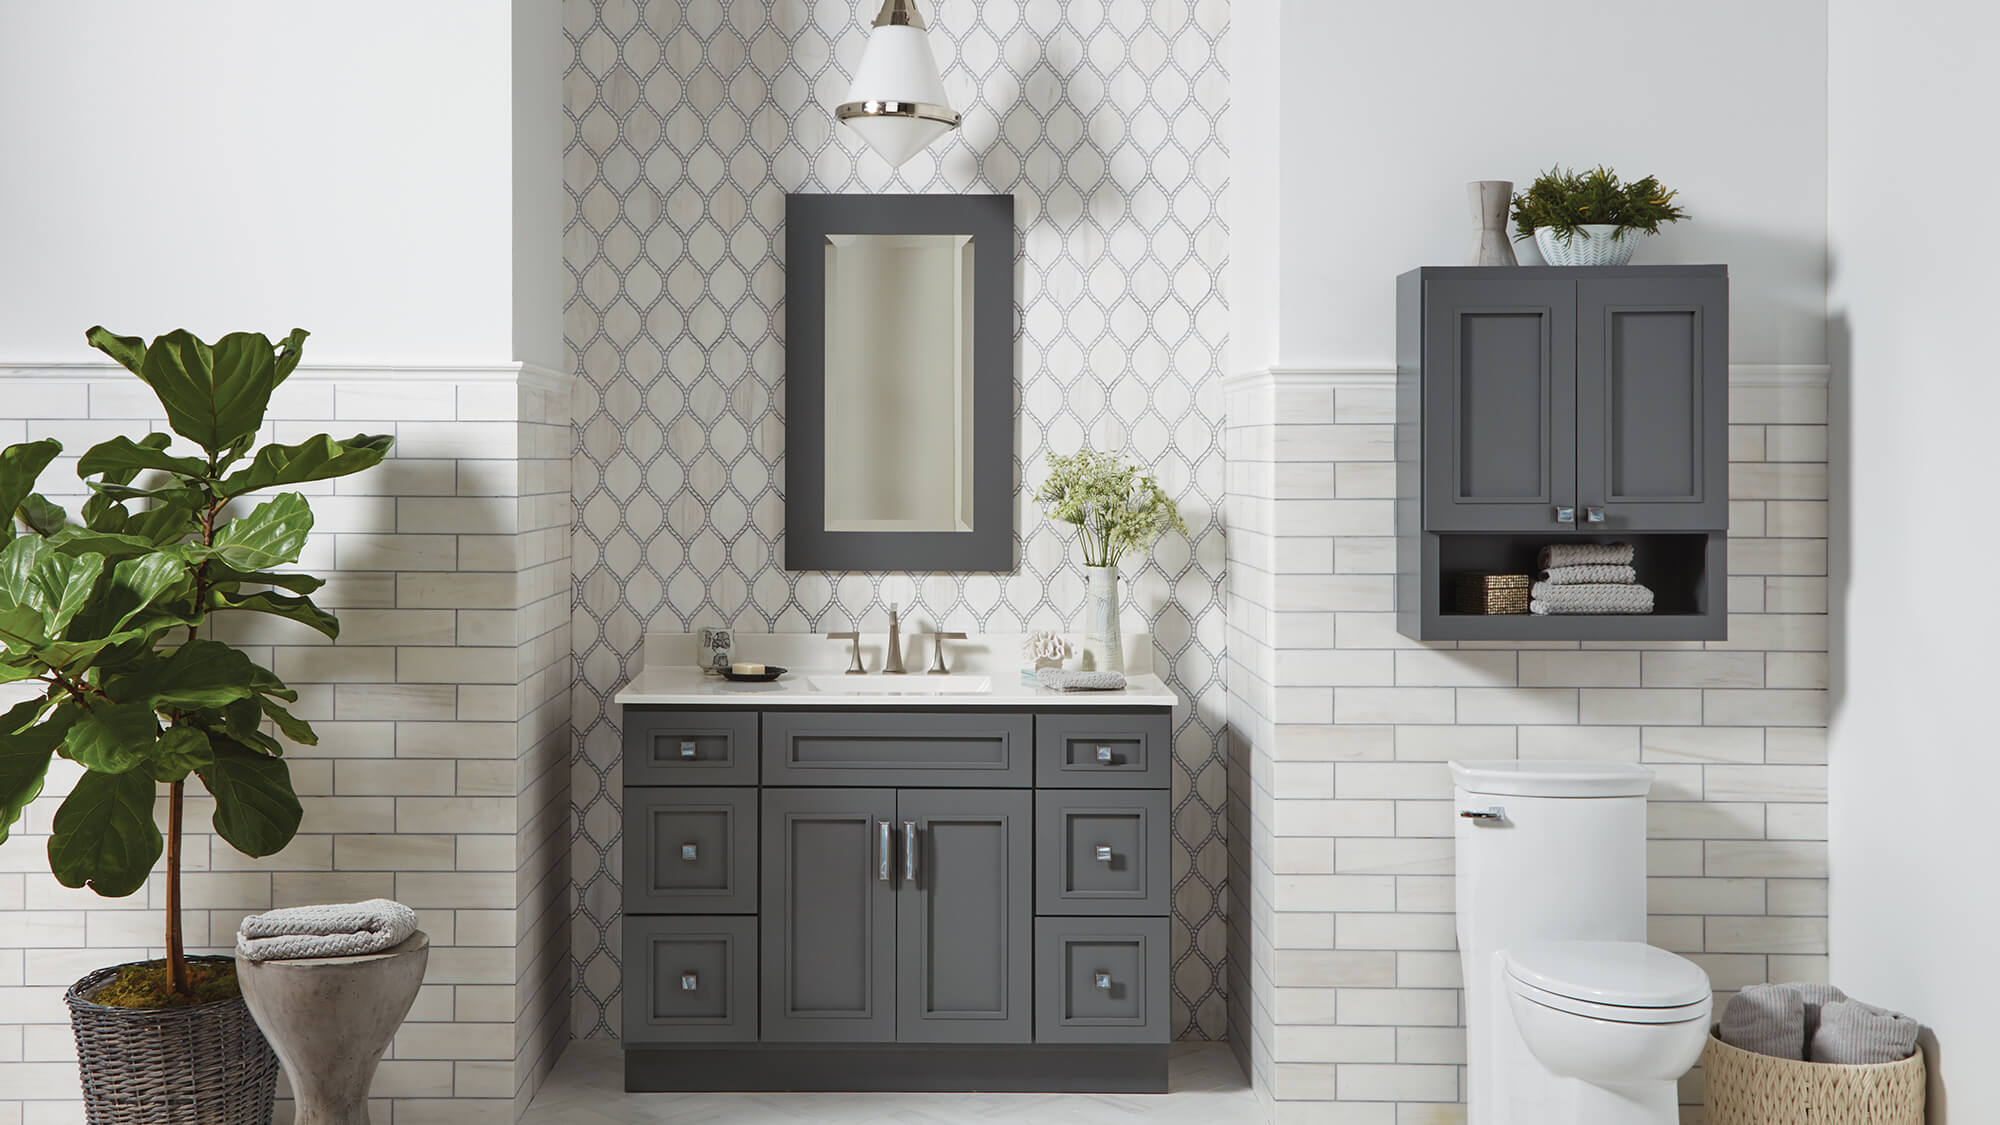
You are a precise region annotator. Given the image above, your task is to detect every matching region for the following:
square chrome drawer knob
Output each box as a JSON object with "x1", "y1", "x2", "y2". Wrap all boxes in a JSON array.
[
  {"x1": 1094, "y1": 845, "x2": 1114, "y2": 863},
  {"x1": 1095, "y1": 746, "x2": 1114, "y2": 764},
  {"x1": 680, "y1": 973, "x2": 699, "y2": 992},
  {"x1": 678, "y1": 739, "x2": 697, "y2": 759},
  {"x1": 1094, "y1": 972, "x2": 1112, "y2": 991},
  {"x1": 680, "y1": 843, "x2": 698, "y2": 862}
]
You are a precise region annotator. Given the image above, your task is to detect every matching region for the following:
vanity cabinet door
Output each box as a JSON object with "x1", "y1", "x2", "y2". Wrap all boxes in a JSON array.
[
  {"x1": 760, "y1": 789, "x2": 897, "y2": 1042},
  {"x1": 1421, "y1": 277, "x2": 1578, "y2": 532},
  {"x1": 894, "y1": 790, "x2": 1032, "y2": 1043},
  {"x1": 1575, "y1": 274, "x2": 1729, "y2": 530}
]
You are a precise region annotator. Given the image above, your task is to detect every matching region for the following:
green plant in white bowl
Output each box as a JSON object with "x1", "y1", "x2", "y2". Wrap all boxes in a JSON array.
[{"x1": 1033, "y1": 449, "x2": 1186, "y2": 672}]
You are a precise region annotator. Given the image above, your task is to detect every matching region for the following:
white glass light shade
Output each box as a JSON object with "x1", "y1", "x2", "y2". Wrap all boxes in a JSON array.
[{"x1": 836, "y1": 21, "x2": 960, "y2": 168}]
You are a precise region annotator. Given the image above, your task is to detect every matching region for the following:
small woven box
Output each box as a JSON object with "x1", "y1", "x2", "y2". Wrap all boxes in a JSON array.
[{"x1": 1454, "y1": 573, "x2": 1531, "y2": 615}]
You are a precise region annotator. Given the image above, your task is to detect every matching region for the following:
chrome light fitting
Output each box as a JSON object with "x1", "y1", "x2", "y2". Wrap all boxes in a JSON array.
[{"x1": 835, "y1": 0, "x2": 962, "y2": 168}]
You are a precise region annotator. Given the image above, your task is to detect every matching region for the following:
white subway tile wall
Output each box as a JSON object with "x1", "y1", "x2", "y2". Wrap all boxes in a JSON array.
[
  {"x1": 0, "y1": 370, "x2": 572, "y2": 1125},
  {"x1": 1225, "y1": 370, "x2": 1829, "y2": 1125}
]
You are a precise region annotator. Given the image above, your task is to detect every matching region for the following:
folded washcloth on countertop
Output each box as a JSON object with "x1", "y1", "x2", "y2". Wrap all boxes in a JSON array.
[
  {"x1": 1035, "y1": 668, "x2": 1128, "y2": 692},
  {"x1": 1529, "y1": 581, "x2": 1654, "y2": 615},
  {"x1": 237, "y1": 898, "x2": 419, "y2": 962},
  {"x1": 1538, "y1": 542, "x2": 1635, "y2": 569},
  {"x1": 1539, "y1": 563, "x2": 1637, "y2": 586},
  {"x1": 1812, "y1": 998, "x2": 1922, "y2": 1064}
]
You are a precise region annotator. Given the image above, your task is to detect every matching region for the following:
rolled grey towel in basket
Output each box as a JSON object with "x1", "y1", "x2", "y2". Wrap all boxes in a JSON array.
[
  {"x1": 1037, "y1": 668, "x2": 1128, "y2": 692},
  {"x1": 1529, "y1": 581, "x2": 1654, "y2": 615},
  {"x1": 1540, "y1": 563, "x2": 1637, "y2": 586},
  {"x1": 1537, "y1": 542, "x2": 1635, "y2": 569},
  {"x1": 1811, "y1": 999, "x2": 1921, "y2": 1064},
  {"x1": 1721, "y1": 983, "x2": 1810, "y2": 1060},
  {"x1": 237, "y1": 898, "x2": 419, "y2": 962}
]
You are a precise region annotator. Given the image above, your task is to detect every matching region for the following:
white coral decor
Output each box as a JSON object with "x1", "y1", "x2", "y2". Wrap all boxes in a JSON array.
[{"x1": 1021, "y1": 630, "x2": 1073, "y2": 672}]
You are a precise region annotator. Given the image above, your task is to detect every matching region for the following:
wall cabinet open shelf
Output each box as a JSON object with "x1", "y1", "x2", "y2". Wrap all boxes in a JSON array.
[{"x1": 1394, "y1": 265, "x2": 1730, "y2": 642}]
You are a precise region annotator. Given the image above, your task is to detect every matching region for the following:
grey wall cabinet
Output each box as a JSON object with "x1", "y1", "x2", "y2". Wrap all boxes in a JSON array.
[
  {"x1": 621, "y1": 704, "x2": 1173, "y2": 1093},
  {"x1": 1396, "y1": 265, "x2": 1730, "y2": 642}
]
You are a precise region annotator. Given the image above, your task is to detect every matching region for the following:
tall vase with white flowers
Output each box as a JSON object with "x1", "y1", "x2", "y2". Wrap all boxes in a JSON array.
[{"x1": 1033, "y1": 449, "x2": 1187, "y2": 672}]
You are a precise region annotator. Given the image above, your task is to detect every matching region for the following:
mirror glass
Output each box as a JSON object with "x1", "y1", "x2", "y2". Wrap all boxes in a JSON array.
[{"x1": 822, "y1": 233, "x2": 975, "y2": 533}]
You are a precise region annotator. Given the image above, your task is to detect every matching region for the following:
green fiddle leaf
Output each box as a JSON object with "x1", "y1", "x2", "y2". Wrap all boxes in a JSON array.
[
  {"x1": 149, "y1": 726, "x2": 214, "y2": 782},
  {"x1": 207, "y1": 566, "x2": 324, "y2": 596},
  {"x1": 217, "y1": 433, "x2": 393, "y2": 498},
  {"x1": 19, "y1": 494, "x2": 68, "y2": 536},
  {"x1": 111, "y1": 638, "x2": 257, "y2": 710},
  {"x1": 20, "y1": 544, "x2": 106, "y2": 636},
  {"x1": 77, "y1": 434, "x2": 210, "y2": 482},
  {"x1": 270, "y1": 328, "x2": 309, "y2": 386},
  {"x1": 90, "y1": 328, "x2": 290, "y2": 457},
  {"x1": 119, "y1": 495, "x2": 204, "y2": 545},
  {"x1": 197, "y1": 738, "x2": 301, "y2": 858},
  {"x1": 43, "y1": 526, "x2": 160, "y2": 562},
  {"x1": 211, "y1": 588, "x2": 339, "y2": 639},
  {"x1": 259, "y1": 696, "x2": 316, "y2": 746},
  {"x1": 48, "y1": 768, "x2": 162, "y2": 898},
  {"x1": 0, "y1": 439, "x2": 62, "y2": 531},
  {"x1": 245, "y1": 657, "x2": 298, "y2": 704},
  {"x1": 0, "y1": 697, "x2": 59, "y2": 847},
  {"x1": 67, "y1": 552, "x2": 190, "y2": 641},
  {"x1": 61, "y1": 700, "x2": 157, "y2": 773},
  {"x1": 0, "y1": 535, "x2": 57, "y2": 652},
  {"x1": 89, "y1": 432, "x2": 174, "y2": 489},
  {"x1": 206, "y1": 493, "x2": 312, "y2": 571},
  {"x1": 80, "y1": 492, "x2": 129, "y2": 533},
  {"x1": 83, "y1": 327, "x2": 147, "y2": 375}
]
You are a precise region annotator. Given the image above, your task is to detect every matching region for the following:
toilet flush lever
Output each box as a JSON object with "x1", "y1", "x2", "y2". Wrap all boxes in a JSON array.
[{"x1": 1459, "y1": 807, "x2": 1506, "y2": 822}]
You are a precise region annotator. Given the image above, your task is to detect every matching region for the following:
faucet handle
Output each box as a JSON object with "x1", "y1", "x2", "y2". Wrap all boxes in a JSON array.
[
  {"x1": 826, "y1": 631, "x2": 865, "y2": 674},
  {"x1": 927, "y1": 632, "x2": 967, "y2": 675}
]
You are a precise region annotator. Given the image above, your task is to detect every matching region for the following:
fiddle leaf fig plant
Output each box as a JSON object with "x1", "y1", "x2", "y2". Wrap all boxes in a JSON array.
[{"x1": 0, "y1": 326, "x2": 392, "y2": 1002}]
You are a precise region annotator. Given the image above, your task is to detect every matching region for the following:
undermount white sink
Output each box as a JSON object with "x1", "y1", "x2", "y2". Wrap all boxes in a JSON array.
[{"x1": 806, "y1": 674, "x2": 994, "y2": 695}]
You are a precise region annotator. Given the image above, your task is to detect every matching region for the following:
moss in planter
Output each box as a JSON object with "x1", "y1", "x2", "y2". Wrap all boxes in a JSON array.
[{"x1": 90, "y1": 961, "x2": 241, "y2": 1009}]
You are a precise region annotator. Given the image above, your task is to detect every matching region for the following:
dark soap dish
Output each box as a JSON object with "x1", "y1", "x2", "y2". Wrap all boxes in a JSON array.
[{"x1": 719, "y1": 665, "x2": 787, "y2": 683}]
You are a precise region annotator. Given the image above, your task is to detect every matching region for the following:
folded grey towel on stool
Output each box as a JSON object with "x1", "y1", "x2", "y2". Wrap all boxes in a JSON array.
[
  {"x1": 1529, "y1": 581, "x2": 1655, "y2": 615},
  {"x1": 1721, "y1": 983, "x2": 1810, "y2": 1060},
  {"x1": 1538, "y1": 542, "x2": 1635, "y2": 569},
  {"x1": 237, "y1": 898, "x2": 420, "y2": 962},
  {"x1": 1036, "y1": 668, "x2": 1128, "y2": 692},
  {"x1": 1540, "y1": 563, "x2": 1637, "y2": 586},
  {"x1": 1811, "y1": 998, "x2": 1921, "y2": 1064}
]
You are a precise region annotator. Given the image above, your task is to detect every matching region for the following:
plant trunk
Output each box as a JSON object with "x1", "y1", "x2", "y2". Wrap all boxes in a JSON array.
[{"x1": 165, "y1": 780, "x2": 190, "y2": 998}]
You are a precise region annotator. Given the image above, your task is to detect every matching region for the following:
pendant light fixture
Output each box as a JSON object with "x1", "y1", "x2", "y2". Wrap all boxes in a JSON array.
[{"x1": 835, "y1": 0, "x2": 961, "y2": 169}]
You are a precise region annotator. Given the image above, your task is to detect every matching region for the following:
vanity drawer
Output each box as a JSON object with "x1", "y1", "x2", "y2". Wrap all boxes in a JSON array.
[
  {"x1": 1034, "y1": 712, "x2": 1172, "y2": 789},
  {"x1": 1033, "y1": 916, "x2": 1169, "y2": 1044},
  {"x1": 761, "y1": 711, "x2": 1032, "y2": 787},
  {"x1": 624, "y1": 708, "x2": 758, "y2": 786},
  {"x1": 623, "y1": 915, "x2": 758, "y2": 1043},
  {"x1": 623, "y1": 788, "x2": 758, "y2": 915},
  {"x1": 1034, "y1": 790, "x2": 1171, "y2": 916}
]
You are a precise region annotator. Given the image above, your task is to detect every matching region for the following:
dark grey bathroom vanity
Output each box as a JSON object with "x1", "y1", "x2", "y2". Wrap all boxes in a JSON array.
[
  {"x1": 618, "y1": 703, "x2": 1174, "y2": 1092},
  {"x1": 1395, "y1": 265, "x2": 1731, "y2": 640}
]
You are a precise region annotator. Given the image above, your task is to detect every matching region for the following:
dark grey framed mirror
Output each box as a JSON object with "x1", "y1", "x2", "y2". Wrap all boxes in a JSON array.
[{"x1": 785, "y1": 193, "x2": 1015, "y2": 572}]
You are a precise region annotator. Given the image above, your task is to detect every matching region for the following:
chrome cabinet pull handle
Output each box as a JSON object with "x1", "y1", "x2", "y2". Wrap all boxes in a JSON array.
[
  {"x1": 1095, "y1": 844, "x2": 1114, "y2": 863},
  {"x1": 904, "y1": 821, "x2": 918, "y2": 885},
  {"x1": 1096, "y1": 745, "x2": 1114, "y2": 764},
  {"x1": 1094, "y1": 972, "x2": 1112, "y2": 991},
  {"x1": 680, "y1": 973, "x2": 699, "y2": 991},
  {"x1": 678, "y1": 739, "x2": 697, "y2": 759},
  {"x1": 1459, "y1": 808, "x2": 1505, "y2": 821},
  {"x1": 1555, "y1": 506, "x2": 1576, "y2": 524},
  {"x1": 878, "y1": 820, "x2": 891, "y2": 881},
  {"x1": 680, "y1": 843, "x2": 698, "y2": 861},
  {"x1": 1586, "y1": 506, "x2": 1606, "y2": 524}
]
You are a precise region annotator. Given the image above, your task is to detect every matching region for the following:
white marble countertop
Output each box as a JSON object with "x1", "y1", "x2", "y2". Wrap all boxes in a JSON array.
[{"x1": 612, "y1": 631, "x2": 1178, "y2": 709}]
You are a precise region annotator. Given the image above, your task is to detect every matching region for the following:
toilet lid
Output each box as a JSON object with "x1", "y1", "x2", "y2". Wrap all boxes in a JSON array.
[{"x1": 1505, "y1": 940, "x2": 1710, "y2": 1008}]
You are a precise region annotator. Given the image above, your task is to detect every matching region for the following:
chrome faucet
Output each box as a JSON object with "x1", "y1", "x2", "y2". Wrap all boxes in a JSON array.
[{"x1": 883, "y1": 603, "x2": 906, "y2": 674}]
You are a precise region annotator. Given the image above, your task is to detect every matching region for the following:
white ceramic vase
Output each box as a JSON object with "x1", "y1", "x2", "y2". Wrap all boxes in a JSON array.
[
  {"x1": 1534, "y1": 224, "x2": 1641, "y2": 267},
  {"x1": 1080, "y1": 565, "x2": 1124, "y2": 673},
  {"x1": 1468, "y1": 180, "x2": 1518, "y2": 266}
]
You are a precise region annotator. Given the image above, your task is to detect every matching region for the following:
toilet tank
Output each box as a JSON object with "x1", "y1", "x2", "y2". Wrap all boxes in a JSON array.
[{"x1": 1451, "y1": 760, "x2": 1652, "y2": 961}]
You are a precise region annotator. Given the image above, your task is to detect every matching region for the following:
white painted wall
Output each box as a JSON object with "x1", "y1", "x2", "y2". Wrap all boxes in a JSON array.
[
  {"x1": 0, "y1": 1, "x2": 558, "y2": 367},
  {"x1": 1827, "y1": 2, "x2": 2000, "y2": 1120},
  {"x1": 1255, "y1": 0, "x2": 1827, "y2": 368}
]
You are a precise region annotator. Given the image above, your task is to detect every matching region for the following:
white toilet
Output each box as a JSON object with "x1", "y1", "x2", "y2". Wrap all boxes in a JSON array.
[{"x1": 1452, "y1": 760, "x2": 1712, "y2": 1125}]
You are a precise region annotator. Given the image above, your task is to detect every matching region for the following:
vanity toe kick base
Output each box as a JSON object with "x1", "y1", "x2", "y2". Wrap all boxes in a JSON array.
[{"x1": 619, "y1": 703, "x2": 1174, "y2": 1092}]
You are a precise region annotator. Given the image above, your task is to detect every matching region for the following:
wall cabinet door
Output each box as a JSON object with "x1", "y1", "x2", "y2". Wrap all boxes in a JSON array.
[
  {"x1": 760, "y1": 788, "x2": 897, "y2": 1042},
  {"x1": 1576, "y1": 275, "x2": 1729, "y2": 530},
  {"x1": 894, "y1": 790, "x2": 1032, "y2": 1043},
  {"x1": 1421, "y1": 277, "x2": 1578, "y2": 531}
]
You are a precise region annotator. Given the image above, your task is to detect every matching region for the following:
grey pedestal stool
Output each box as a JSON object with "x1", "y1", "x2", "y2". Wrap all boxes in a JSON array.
[{"x1": 236, "y1": 932, "x2": 429, "y2": 1125}]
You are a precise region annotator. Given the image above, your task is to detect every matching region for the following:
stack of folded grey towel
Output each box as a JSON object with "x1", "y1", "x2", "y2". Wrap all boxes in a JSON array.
[
  {"x1": 1532, "y1": 542, "x2": 1654, "y2": 615},
  {"x1": 1719, "y1": 982, "x2": 1921, "y2": 1064},
  {"x1": 237, "y1": 898, "x2": 420, "y2": 962}
]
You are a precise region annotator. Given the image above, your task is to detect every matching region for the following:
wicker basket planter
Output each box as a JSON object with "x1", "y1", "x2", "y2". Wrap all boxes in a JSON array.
[
  {"x1": 65, "y1": 956, "x2": 280, "y2": 1125},
  {"x1": 1703, "y1": 1029, "x2": 1925, "y2": 1125}
]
